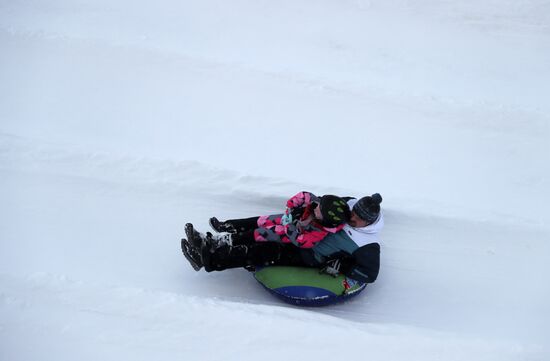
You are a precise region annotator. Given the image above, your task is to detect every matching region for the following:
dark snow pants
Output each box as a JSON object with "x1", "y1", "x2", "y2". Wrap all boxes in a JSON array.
[
  {"x1": 203, "y1": 216, "x2": 320, "y2": 272},
  {"x1": 202, "y1": 242, "x2": 314, "y2": 272}
]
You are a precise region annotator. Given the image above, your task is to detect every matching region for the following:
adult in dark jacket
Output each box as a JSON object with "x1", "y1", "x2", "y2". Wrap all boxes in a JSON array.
[{"x1": 181, "y1": 193, "x2": 384, "y2": 284}]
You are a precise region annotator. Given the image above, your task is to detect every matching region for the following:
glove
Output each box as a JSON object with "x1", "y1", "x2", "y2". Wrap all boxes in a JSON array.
[
  {"x1": 281, "y1": 209, "x2": 293, "y2": 226},
  {"x1": 320, "y1": 259, "x2": 341, "y2": 277},
  {"x1": 290, "y1": 206, "x2": 305, "y2": 220}
]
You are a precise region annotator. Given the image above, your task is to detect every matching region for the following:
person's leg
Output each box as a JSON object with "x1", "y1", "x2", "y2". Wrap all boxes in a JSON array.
[
  {"x1": 205, "y1": 229, "x2": 256, "y2": 249},
  {"x1": 226, "y1": 225, "x2": 285, "y2": 246},
  {"x1": 229, "y1": 229, "x2": 256, "y2": 246},
  {"x1": 203, "y1": 240, "x2": 321, "y2": 272},
  {"x1": 209, "y1": 216, "x2": 259, "y2": 233},
  {"x1": 227, "y1": 217, "x2": 260, "y2": 232},
  {"x1": 278, "y1": 245, "x2": 316, "y2": 267},
  {"x1": 202, "y1": 241, "x2": 284, "y2": 272}
]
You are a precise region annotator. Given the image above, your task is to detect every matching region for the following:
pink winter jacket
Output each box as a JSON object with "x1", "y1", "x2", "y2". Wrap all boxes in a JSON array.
[{"x1": 253, "y1": 191, "x2": 345, "y2": 248}]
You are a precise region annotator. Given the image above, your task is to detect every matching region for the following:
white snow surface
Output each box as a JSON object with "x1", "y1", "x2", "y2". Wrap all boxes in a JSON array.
[{"x1": 1, "y1": 0, "x2": 549, "y2": 360}]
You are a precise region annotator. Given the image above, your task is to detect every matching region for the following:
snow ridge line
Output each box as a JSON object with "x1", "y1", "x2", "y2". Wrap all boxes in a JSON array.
[
  {"x1": 0, "y1": 132, "x2": 302, "y2": 203},
  {"x1": 0, "y1": 271, "x2": 544, "y2": 361},
  {"x1": 2, "y1": 26, "x2": 548, "y2": 124},
  {"x1": 2, "y1": 132, "x2": 548, "y2": 231}
]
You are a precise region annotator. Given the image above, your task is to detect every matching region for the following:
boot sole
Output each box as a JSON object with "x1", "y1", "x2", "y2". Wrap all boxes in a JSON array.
[
  {"x1": 181, "y1": 238, "x2": 202, "y2": 271},
  {"x1": 185, "y1": 223, "x2": 203, "y2": 249}
]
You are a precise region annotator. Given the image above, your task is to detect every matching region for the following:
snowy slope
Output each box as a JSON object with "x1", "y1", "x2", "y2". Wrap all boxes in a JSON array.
[{"x1": 1, "y1": 0, "x2": 549, "y2": 360}]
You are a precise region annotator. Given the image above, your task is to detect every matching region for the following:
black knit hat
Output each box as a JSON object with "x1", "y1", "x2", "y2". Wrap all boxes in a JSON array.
[
  {"x1": 353, "y1": 193, "x2": 383, "y2": 223},
  {"x1": 319, "y1": 195, "x2": 351, "y2": 228}
]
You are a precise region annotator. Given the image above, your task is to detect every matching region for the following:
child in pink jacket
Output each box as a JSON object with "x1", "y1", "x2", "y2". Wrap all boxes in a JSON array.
[{"x1": 209, "y1": 191, "x2": 351, "y2": 249}]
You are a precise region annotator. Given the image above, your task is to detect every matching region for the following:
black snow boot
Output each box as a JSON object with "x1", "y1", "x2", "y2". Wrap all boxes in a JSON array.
[
  {"x1": 185, "y1": 223, "x2": 205, "y2": 249},
  {"x1": 209, "y1": 217, "x2": 237, "y2": 234},
  {"x1": 209, "y1": 216, "x2": 260, "y2": 234},
  {"x1": 205, "y1": 231, "x2": 232, "y2": 251},
  {"x1": 202, "y1": 242, "x2": 290, "y2": 272},
  {"x1": 181, "y1": 238, "x2": 203, "y2": 271}
]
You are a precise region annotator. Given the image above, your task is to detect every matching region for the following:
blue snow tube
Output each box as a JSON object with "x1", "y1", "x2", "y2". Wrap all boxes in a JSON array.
[{"x1": 253, "y1": 266, "x2": 367, "y2": 307}]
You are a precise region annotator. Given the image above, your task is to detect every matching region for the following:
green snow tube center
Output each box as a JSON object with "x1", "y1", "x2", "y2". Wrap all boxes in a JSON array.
[{"x1": 253, "y1": 266, "x2": 367, "y2": 306}]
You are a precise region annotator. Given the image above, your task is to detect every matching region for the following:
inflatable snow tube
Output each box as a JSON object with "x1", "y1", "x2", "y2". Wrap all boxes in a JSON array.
[{"x1": 253, "y1": 266, "x2": 367, "y2": 307}]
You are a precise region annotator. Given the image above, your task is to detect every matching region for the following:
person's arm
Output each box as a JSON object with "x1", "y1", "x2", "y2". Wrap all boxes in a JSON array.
[
  {"x1": 293, "y1": 230, "x2": 327, "y2": 248},
  {"x1": 284, "y1": 226, "x2": 342, "y2": 249},
  {"x1": 282, "y1": 191, "x2": 319, "y2": 225},
  {"x1": 345, "y1": 243, "x2": 380, "y2": 283},
  {"x1": 286, "y1": 191, "x2": 319, "y2": 210}
]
